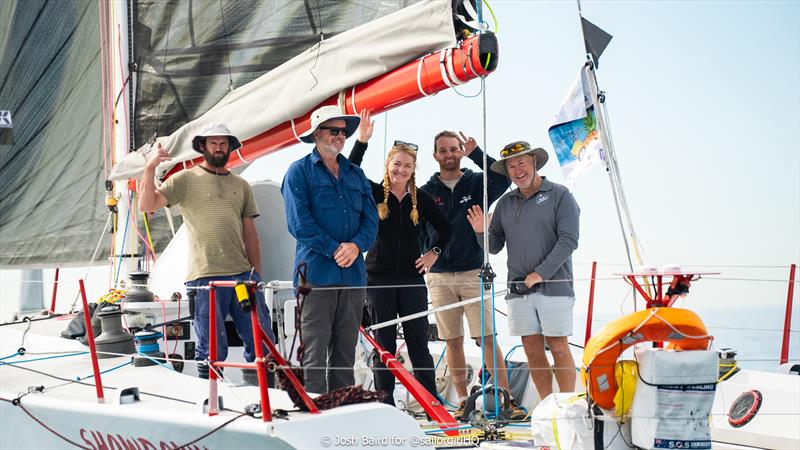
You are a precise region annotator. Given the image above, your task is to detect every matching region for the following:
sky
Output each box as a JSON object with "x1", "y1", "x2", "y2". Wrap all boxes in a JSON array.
[{"x1": 241, "y1": 0, "x2": 800, "y2": 364}]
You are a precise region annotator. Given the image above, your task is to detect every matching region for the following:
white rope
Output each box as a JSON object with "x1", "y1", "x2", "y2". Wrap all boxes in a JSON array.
[
  {"x1": 235, "y1": 148, "x2": 250, "y2": 164},
  {"x1": 350, "y1": 85, "x2": 358, "y2": 114},
  {"x1": 416, "y1": 55, "x2": 432, "y2": 97},
  {"x1": 438, "y1": 49, "x2": 453, "y2": 88},
  {"x1": 367, "y1": 289, "x2": 508, "y2": 332},
  {"x1": 289, "y1": 118, "x2": 301, "y2": 142},
  {"x1": 445, "y1": 48, "x2": 464, "y2": 85}
]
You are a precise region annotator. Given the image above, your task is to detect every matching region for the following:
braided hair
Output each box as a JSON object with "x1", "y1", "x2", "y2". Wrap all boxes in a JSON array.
[{"x1": 377, "y1": 145, "x2": 419, "y2": 225}]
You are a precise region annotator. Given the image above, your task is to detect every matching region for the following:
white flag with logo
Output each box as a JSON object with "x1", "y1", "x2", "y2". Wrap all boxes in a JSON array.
[{"x1": 548, "y1": 66, "x2": 606, "y2": 186}]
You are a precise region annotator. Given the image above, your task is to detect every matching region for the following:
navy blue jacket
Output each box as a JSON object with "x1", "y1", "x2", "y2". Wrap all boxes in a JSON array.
[{"x1": 420, "y1": 148, "x2": 510, "y2": 273}]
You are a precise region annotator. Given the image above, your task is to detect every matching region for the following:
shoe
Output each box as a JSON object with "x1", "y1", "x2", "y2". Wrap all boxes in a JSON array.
[
  {"x1": 506, "y1": 399, "x2": 528, "y2": 421},
  {"x1": 453, "y1": 399, "x2": 467, "y2": 422}
]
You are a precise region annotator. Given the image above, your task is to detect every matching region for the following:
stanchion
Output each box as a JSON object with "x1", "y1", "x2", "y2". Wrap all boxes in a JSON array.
[
  {"x1": 79, "y1": 279, "x2": 105, "y2": 403},
  {"x1": 780, "y1": 263, "x2": 796, "y2": 365},
  {"x1": 50, "y1": 268, "x2": 59, "y2": 313},
  {"x1": 207, "y1": 286, "x2": 219, "y2": 416},
  {"x1": 585, "y1": 261, "x2": 597, "y2": 345}
]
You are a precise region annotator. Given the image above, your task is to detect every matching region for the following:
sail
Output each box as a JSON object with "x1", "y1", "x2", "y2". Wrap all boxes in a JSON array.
[
  {"x1": 0, "y1": 0, "x2": 106, "y2": 267},
  {"x1": 112, "y1": 0, "x2": 458, "y2": 181},
  {"x1": 0, "y1": 0, "x2": 456, "y2": 267}
]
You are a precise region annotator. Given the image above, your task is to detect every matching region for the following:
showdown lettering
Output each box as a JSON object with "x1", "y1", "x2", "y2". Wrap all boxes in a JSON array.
[{"x1": 80, "y1": 429, "x2": 209, "y2": 450}]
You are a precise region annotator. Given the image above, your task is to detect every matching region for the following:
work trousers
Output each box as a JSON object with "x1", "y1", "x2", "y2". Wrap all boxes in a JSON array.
[
  {"x1": 300, "y1": 286, "x2": 365, "y2": 394},
  {"x1": 187, "y1": 271, "x2": 275, "y2": 362}
]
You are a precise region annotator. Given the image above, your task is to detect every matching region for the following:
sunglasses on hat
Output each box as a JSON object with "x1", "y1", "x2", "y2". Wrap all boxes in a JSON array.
[
  {"x1": 393, "y1": 140, "x2": 418, "y2": 150},
  {"x1": 500, "y1": 142, "x2": 530, "y2": 157}
]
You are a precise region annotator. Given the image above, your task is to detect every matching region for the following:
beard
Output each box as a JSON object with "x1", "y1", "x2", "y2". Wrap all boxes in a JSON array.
[
  {"x1": 203, "y1": 149, "x2": 230, "y2": 168},
  {"x1": 317, "y1": 140, "x2": 344, "y2": 156}
]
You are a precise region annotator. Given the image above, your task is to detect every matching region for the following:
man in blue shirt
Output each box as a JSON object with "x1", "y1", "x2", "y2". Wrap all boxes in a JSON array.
[{"x1": 281, "y1": 106, "x2": 378, "y2": 393}]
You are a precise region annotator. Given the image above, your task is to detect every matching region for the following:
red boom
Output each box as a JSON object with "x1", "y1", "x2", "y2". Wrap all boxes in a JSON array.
[{"x1": 164, "y1": 33, "x2": 498, "y2": 179}]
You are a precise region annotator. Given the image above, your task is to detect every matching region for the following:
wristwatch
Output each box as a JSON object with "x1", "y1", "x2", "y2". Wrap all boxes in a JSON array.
[{"x1": 430, "y1": 246, "x2": 442, "y2": 255}]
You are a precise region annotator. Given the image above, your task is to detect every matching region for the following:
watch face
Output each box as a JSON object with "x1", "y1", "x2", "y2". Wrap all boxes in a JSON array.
[{"x1": 432, "y1": 247, "x2": 441, "y2": 255}]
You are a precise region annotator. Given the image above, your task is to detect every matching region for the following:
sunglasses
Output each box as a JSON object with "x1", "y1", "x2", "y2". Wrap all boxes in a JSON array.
[
  {"x1": 319, "y1": 126, "x2": 348, "y2": 136},
  {"x1": 500, "y1": 143, "x2": 529, "y2": 157},
  {"x1": 393, "y1": 140, "x2": 419, "y2": 150}
]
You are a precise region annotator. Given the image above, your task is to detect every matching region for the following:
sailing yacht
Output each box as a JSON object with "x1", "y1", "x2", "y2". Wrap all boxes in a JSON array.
[{"x1": 1, "y1": 1, "x2": 797, "y2": 449}]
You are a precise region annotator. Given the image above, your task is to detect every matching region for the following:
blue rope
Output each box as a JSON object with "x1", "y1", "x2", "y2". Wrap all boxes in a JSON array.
[
  {"x1": 479, "y1": 273, "x2": 487, "y2": 415},
  {"x1": 136, "y1": 352, "x2": 175, "y2": 371},
  {"x1": 436, "y1": 392, "x2": 459, "y2": 409},
  {"x1": 434, "y1": 346, "x2": 446, "y2": 369},
  {"x1": 504, "y1": 343, "x2": 523, "y2": 385},
  {"x1": 490, "y1": 279, "x2": 500, "y2": 415},
  {"x1": 136, "y1": 343, "x2": 160, "y2": 353},
  {"x1": 76, "y1": 360, "x2": 132, "y2": 381},
  {"x1": 0, "y1": 351, "x2": 21, "y2": 361},
  {"x1": 476, "y1": 0, "x2": 482, "y2": 32},
  {"x1": 0, "y1": 351, "x2": 88, "y2": 366},
  {"x1": 114, "y1": 197, "x2": 132, "y2": 285}
]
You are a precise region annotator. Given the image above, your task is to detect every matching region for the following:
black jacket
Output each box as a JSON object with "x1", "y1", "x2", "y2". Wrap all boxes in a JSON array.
[
  {"x1": 420, "y1": 148, "x2": 510, "y2": 273},
  {"x1": 349, "y1": 141, "x2": 451, "y2": 279}
]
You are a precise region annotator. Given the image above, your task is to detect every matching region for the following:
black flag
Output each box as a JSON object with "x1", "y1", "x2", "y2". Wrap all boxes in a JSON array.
[
  {"x1": 581, "y1": 17, "x2": 612, "y2": 68},
  {"x1": 0, "y1": 111, "x2": 13, "y2": 145}
]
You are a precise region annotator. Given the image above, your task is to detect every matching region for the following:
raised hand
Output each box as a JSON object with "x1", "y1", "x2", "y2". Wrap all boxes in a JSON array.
[
  {"x1": 458, "y1": 131, "x2": 478, "y2": 156},
  {"x1": 357, "y1": 109, "x2": 374, "y2": 143},
  {"x1": 466, "y1": 204, "x2": 491, "y2": 234},
  {"x1": 146, "y1": 142, "x2": 172, "y2": 171}
]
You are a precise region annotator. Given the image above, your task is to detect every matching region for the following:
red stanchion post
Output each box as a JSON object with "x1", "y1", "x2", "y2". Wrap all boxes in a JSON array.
[
  {"x1": 248, "y1": 285, "x2": 272, "y2": 422},
  {"x1": 79, "y1": 279, "x2": 105, "y2": 403},
  {"x1": 780, "y1": 263, "x2": 796, "y2": 365},
  {"x1": 585, "y1": 261, "x2": 597, "y2": 346},
  {"x1": 50, "y1": 268, "x2": 59, "y2": 313},
  {"x1": 208, "y1": 286, "x2": 219, "y2": 416}
]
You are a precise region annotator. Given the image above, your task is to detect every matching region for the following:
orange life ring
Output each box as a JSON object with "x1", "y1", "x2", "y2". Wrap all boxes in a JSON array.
[{"x1": 581, "y1": 307, "x2": 712, "y2": 409}]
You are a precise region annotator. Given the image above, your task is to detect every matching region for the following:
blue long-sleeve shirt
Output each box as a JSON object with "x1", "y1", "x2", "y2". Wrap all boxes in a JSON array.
[{"x1": 281, "y1": 148, "x2": 378, "y2": 287}]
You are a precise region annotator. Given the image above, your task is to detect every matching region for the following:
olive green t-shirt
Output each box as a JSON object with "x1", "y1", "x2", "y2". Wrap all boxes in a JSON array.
[{"x1": 158, "y1": 166, "x2": 259, "y2": 281}]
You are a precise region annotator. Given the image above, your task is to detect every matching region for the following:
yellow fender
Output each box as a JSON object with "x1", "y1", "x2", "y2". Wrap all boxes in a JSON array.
[{"x1": 581, "y1": 307, "x2": 712, "y2": 409}]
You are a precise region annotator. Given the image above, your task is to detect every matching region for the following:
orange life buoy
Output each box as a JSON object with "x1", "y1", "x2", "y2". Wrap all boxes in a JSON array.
[{"x1": 581, "y1": 307, "x2": 712, "y2": 409}]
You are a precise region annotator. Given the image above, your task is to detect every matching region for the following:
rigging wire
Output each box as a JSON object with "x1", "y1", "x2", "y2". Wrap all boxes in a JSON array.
[
  {"x1": 218, "y1": 0, "x2": 234, "y2": 92},
  {"x1": 152, "y1": 1, "x2": 174, "y2": 139}
]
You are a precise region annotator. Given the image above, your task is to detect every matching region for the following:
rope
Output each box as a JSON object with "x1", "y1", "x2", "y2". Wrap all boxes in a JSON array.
[
  {"x1": 172, "y1": 413, "x2": 247, "y2": 449},
  {"x1": 0, "y1": 396, "x2": 93, "y2": 450},
  {"x1": 0, "y1": 352, "x2": 89, "y2": 366}
]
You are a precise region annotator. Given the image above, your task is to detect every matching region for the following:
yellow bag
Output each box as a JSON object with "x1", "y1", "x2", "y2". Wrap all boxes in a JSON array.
[{"x1": 614, "y1": 360, "x2": 638, "y2": 419}]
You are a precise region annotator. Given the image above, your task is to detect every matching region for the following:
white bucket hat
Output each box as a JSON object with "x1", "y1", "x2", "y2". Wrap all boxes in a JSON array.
[
  {"x1": 191, "y1": 123, "x2": 242, "y2": 153},
  {"x1": 490, "y1": 141, "x2": 549, "y2": 176},
  {"x1": 299, "y1": 105, "x2": 360, "y2": 144}
]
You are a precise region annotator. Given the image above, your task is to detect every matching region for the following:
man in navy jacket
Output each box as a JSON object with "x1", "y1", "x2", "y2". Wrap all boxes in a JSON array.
[{"x1": 421, "y1": 131, "x2": 524, "y2": 420}]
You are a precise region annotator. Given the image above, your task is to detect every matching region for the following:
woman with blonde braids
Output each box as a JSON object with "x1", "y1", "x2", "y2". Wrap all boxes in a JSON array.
[{"x1": 349, "y1": 110, "x2": 451, "y2": 406}]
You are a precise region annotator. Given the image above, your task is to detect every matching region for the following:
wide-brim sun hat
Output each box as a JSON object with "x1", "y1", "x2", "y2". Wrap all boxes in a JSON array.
[
  {"x1": 490, "y1": 141, "x2": 549, "y2": 177},
  {"x1": 298, "y1": 105, "x2": 360, "y2": 144},
  {"x1": 191, "y1": 123, "x2": 242, "y2": 153}
]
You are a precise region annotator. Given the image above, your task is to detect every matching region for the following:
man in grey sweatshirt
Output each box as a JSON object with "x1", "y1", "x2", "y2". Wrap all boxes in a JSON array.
[{"x1": 467, "y1": 141, "x2": 580, "y2": 401}]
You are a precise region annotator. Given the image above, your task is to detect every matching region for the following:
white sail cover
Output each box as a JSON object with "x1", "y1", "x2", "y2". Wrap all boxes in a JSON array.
[{"x1": 110, "y1": 0, "x2": 456, "y2": 181}]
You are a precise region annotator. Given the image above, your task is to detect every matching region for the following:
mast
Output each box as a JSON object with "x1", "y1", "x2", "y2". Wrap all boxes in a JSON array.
[
  {"x1": 110, "y1": 0, "x2": 137, "y2": 285},
  {"x1": 577, "y1": 6, "x2": 645, "y2": 274}
]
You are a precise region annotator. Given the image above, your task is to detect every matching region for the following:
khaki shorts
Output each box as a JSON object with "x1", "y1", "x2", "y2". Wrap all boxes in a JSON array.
[{"x1": 425, "y1": 269, "x2": 495, "y2": 340}]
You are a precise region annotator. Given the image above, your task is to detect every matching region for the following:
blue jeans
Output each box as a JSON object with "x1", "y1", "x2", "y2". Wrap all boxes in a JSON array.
[{"x1": 186, "y1": 271, "x2": 276, "y2": 362}]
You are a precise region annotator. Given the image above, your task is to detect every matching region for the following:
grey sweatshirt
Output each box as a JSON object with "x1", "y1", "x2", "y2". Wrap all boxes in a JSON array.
[{"x1": 477, "y1": 177, "x2": 580, "y2": 298}]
